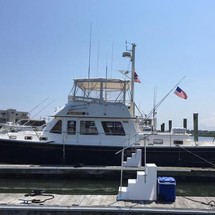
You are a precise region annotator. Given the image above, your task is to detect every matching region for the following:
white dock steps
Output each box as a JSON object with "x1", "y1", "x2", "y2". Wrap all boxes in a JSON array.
[
  {"x1": 123, "y1": 149, "x2": 142, "y2": 167},
  {"x1": 117, "y1": 163, "x2": 157, "y2": 201}
]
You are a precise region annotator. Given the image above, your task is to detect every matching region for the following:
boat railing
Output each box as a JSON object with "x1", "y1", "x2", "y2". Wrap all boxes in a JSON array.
[
  {"x1": 68, "y1": 95, "x2": 101, "y2": 103},
  {"x1": 68, "y1": 95, "x2": 130, "y2": 105},
  {"x1": 50, "y1": 130, "x2": 140, "y2": 147},
  {"x1": 116, "y1": 132, "x2": 149, "y2": 156},
  {"x1": 68, "y1": 78, "x2": 130, "y2": 105}
]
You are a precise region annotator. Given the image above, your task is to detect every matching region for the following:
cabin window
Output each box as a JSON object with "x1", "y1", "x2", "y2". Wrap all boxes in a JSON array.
[
  {"x1": 25, "y1": 136, "x2": 33, "y2": 140},
  {"x1": 67, "y1": 111, "x2": 86, "y2": 115},
  {"x1": 9, "y1": 135, "x2": 17, "y2": 140},
  {"x1": 67, "y1": 120, "x2": 76, "y2": 135},
  {"x1": 80, "y1": 121, "x2": 98, "y2": 135},
  {"x1": 50, "y1": 120, "x2": 62, "y2": 134},
  {"x1": 102, "y1": 121, "x2": 125, "y2": 136},
  {"x1": 153, "y1": 139, "x2": 163, "y2": 144},
  {"x1": 40, "y1": 137, "x2": 48, "y2": 141}
]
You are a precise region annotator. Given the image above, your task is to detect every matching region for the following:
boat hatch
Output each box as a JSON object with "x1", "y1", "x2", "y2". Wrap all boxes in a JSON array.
[
  {"x1": 153, "y1": 139, "x2": 163, "y2": 144},
  {"x1": 174, "y1": 140, "x2": 183, "y2": 145}
]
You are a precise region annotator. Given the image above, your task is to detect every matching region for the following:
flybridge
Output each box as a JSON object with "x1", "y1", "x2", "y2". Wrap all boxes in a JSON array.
[
  {"x1": 68, "y1": 78, "x2": 131, "y2": 105},
  {"x1": 67, "y1": 43, "x2": 137, "y2": 117}
]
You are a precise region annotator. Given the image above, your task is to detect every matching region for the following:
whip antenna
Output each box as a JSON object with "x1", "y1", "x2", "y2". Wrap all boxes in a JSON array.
[
  {"x1": 87, "y1": 23, "x2": 92, "y2": 96},
  {"x1": 88, "y1": 22, "x2": 92, "y2": 80}
]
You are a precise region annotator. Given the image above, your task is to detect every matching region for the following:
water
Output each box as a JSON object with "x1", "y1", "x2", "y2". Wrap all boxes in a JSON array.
[
  {"x1": 195, "y1": 136, "x2": 214, "y2": 142},
  {"x1": 0, "y1": 178, "x2": 117, "y2": 195},
  {"x1": 0, "y1": 178, "x2": 214, "y2": 196},
  {"x1": 176, "y1": 181, "x2": 215, "y2": 196}
]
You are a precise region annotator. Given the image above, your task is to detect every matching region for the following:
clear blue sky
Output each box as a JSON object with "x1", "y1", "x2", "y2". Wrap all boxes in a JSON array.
[{"x1": 0, "y1": 0, "x2": 215, "y2": 130}]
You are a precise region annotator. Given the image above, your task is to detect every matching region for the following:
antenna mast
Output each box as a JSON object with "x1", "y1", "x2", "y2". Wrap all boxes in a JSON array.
[
  {"x1": 131, "y1": 43, "x2": 136, "y2": 117},
  {"x1": 88, "y1": 23, "x2": 92, "y2": 80},
  {"x1": 122, "y1": 42, "x2": 136, "y2": 117},
  {"x1": 87, "y1": 23, "x2": 92, "y2": 96},
  {"x1": 110, "y1": 41, "x2": 114, "y2": 78},
  {"x1": 152, "y1": 85, "x2": 157, "y2": 132}
]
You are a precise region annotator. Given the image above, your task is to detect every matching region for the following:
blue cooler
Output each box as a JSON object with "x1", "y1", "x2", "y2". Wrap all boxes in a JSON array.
[{"x1": 157, "y1": 177, "x2": 176, "y2": 202}]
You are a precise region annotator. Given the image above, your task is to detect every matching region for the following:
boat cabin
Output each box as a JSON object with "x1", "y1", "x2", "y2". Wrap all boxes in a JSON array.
[{"x1": 41, "y1": 78, "x2": 139, "y2": 147}]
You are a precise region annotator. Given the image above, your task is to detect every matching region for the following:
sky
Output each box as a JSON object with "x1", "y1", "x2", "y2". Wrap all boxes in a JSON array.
[{"x1": 0, "y1": 0, "x2": 215, "y2": 130}]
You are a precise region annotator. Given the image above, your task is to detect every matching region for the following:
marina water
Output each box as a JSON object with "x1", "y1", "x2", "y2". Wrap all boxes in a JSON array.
[{"x1": 0, "y1": 178, "x2": 214, "y2": 196}]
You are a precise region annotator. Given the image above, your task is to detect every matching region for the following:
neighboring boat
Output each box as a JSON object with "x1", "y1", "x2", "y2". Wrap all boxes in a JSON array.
[
  {"x1": 0, "y1": 119, "x2": 46, "y2": 132},
  {"x1": 0, "y1": 43, "x2": 215, "y2": 167}
]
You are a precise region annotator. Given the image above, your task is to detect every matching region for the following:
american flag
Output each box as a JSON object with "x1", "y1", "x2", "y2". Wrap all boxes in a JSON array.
[
  {"x1": 174, "y1": 86, "x2": 188, "y2": 99},
  {"x1": 134, "y1": 72, "x2": 141, "y2": 83}
]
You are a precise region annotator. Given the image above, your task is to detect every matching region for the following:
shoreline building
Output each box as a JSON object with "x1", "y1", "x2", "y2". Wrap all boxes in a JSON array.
[{"x1": 0, "y1": 109, "x2": 29, "y2": 124}]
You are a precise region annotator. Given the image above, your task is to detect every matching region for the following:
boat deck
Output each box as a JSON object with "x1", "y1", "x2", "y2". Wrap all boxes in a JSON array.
[{"x1": 0, "y1": 193, "x2": 214, "y2": 214}]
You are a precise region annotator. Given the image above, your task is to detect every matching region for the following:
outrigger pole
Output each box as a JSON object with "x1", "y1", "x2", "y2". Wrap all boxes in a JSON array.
[{"x1": 147, "y1": 76, "x2": 186, "y2": 131}]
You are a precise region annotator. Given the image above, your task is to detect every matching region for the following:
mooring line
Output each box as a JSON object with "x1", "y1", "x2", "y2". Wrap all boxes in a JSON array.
[{"x1": 178, "y1": 145, "x2": 215, "y2": 168}]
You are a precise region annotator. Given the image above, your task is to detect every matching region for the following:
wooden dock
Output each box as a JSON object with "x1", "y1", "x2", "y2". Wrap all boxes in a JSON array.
[
  {"x1": 0, "y1": 193, "x2": 214, "y2": 214},
  {"x1": 0, "y1": 164, "x2": 214, "y2": 180},
  {"x1": 0, "y1": 165, "x2": 214, "y2": 214}
]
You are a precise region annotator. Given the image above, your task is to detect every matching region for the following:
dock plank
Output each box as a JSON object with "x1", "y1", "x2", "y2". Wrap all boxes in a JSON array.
[
  {"x1": 79, "y1": 195, "x2": 93, "y2": 206},
  {"x1": 0, "y1": 193, "x2": 214, "y2": 214}
]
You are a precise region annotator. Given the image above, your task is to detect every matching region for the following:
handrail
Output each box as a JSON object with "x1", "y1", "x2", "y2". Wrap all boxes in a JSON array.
[
  {"x1": 115, "y1": 140, "x2": 137, "y2": 155},
  {"x1": 117, "y1": 133, "x2": 150, "y2": 195},
  {"x1": 115, "y1": 133, "x2": 151, "y2": 155}
]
